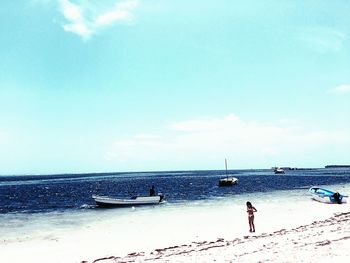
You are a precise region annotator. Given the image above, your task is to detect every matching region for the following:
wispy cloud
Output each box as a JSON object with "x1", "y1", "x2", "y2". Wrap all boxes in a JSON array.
[
  {"x1": 297, "y1": 27, "x2": 347, "y2": 53},
  {"x1": 59, "y1": 0, "x2": 139, "y2": 39},
  {"x1": 330, "y1": 84, "x2": 350, "y2": 94},
  {"x1": 107, "y1": 114, "x2": 350, "y2": 168}
]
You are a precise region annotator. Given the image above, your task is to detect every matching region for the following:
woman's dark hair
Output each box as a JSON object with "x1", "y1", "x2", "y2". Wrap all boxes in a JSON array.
[{"x1": 246, "y1": 201, "x2": 252, "y2": 208}]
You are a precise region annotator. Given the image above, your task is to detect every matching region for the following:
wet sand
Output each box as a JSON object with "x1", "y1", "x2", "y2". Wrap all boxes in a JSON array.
[{"x1": 88, "y1": 212, "x2": 350, "y2": 263}]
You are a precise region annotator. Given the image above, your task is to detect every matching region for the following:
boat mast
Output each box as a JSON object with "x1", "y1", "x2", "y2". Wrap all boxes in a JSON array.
[{"x1": 225, "y1": 158, "x2": 228, "y2": 179}]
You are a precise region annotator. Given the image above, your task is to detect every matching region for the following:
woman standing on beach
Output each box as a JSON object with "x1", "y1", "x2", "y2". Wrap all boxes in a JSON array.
[{"x1": 246, "y1": 201, "x2": 257, "y2": 232}]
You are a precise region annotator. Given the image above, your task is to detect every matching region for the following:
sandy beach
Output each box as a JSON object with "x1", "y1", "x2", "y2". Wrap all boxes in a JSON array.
[
  {"x1": 2, "y1": 184, "x2": 350, "y2": 263},
  {"x1": 88, "y1": 211, "x2": 350, "y2": 263}
]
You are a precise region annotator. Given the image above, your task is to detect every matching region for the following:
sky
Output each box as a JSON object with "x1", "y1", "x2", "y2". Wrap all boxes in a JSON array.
[{"x1": 0, "y1": 0, "x2": 350, "y2": 175}]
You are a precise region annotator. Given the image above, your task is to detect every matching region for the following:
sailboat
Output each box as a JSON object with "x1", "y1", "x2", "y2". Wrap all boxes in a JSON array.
[{"x1": 219, "y1": 159, "x2": 239, "y2": 187}]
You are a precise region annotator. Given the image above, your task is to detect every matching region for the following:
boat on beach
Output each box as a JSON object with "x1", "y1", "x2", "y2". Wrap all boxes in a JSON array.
[
  {"x1": 219, "y1": 159, "x2": 238, "y2": 187},
  {"x1": 92, "y1": 194, "x2": 166, "y2": 207},
  {"x1": 309, "y1": 187, "x2": 348, "y2": 204}
]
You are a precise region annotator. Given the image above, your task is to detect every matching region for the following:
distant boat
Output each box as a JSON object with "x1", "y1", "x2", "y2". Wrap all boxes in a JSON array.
[
  {"x1": 92, "y1": 194, "x2": 166, "y2": 207},
  {"x1": 309, "y1": 187, "x2": 348, "y2": 204},
  {"x1": 219, "y1": 159, "x2": 238, "y2": 187},
  {"x1": 274, "y1": 167, "x2": 285, "y2": 174}
]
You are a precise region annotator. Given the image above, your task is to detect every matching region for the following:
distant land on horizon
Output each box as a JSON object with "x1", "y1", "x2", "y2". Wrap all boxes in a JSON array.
[
  {"x1": 2, "y1": 166, "x2": 346, "y2": 177},
  {"x1": 325, "y1": 165, "x2": 350, "y2": 168}
]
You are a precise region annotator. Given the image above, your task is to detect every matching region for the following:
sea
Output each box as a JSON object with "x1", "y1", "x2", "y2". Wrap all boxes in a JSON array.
[{"x1": 1, "y1": 168, "x2": 350, "y2": 262}]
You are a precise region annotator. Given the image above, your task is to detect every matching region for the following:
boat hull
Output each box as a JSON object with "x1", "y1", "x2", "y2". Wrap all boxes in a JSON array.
[
  {"x1": 274, "y1": 168, "x2": 285, "y2": 174},
  {"x1": 309, "y1": 187, "x2": 348, "y2": 204},
  {"x1": 219, "y1": 177, "x2": 238, "y2": 187},
  {"x1": 92, "y1": 194, "x2": 165, "y2": 207}
]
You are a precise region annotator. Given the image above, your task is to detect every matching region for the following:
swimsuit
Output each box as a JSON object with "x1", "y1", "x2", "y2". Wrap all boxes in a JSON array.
[{"x1": 247, "y1": 208, "x2": 255, "y2": 217}]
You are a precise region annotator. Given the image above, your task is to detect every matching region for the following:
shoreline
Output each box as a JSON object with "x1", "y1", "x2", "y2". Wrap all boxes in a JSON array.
[
  {"x1": 2, "y1": 183, "x2": 350, "y2": 263},
  {"x1": 87, "y1": 211, "x2": 350, "y2": 263}
]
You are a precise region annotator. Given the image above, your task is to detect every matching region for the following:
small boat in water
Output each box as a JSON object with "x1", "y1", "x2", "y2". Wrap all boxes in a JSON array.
[
  {"x1": 219, "y1": 159, "x2": 238, "y2": 187},
  {"x1": 92, "y1": 194, "x2": 165, "y2": 207},
  {"x1": 274, "y1": 167, "x2": 285, "y2": 174},
  {"x1": 309, "y1": 187, "x2": 348, "y2": 204},
  {"x1": 219, "y1": 177, "x2": 239, "y2": 186}
]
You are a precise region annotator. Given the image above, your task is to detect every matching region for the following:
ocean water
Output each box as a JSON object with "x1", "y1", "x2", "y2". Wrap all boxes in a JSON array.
[
  {"x1": 1, "y1": 168, "x2": 350, "y2": 263},
  {"x1": 1, "y1": 168, "x2": 350, "y2": 214}
]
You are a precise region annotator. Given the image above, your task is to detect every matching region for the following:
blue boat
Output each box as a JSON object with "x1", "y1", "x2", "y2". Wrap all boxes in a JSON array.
[{"x1": 309, "y1": 187, "x2": 348, "y2": 204}]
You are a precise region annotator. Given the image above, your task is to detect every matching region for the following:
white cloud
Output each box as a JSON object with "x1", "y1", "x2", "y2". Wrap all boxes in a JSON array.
[
  {"x1": 330, "y1": 84, "x2": 350, "y2": 94},
  {"x1": 59, "y1": 0, "x2": 139, "y2": 39},
  {"x1": 107, "y1": 114, "x2": 350, "y2": 168},
  {"x1": 297, "y1": 27, "x2": 347, "y2": 53},
  {"x1": 61, "y1": 0, "x2": 82, "y2": 21}
]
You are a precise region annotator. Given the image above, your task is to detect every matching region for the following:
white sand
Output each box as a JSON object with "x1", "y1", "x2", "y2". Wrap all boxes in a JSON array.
[{"x1": 90, "y1": 211, "x2": 350, "y2": 263}]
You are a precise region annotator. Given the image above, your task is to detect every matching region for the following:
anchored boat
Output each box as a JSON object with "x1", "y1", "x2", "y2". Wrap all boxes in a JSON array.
[
  {"x1": 309, "y1": 187, "x2": 348, "y2": 204},
  {"x1": 219, "y1": 159, "x2": 238, "y2": 187},
  {"x1": 273, "y1": 167, "x2": 285, "y2": 174}
]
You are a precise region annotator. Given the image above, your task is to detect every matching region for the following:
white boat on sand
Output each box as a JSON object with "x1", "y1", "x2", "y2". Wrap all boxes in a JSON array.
[
  {"x1": 309, "y1": 187, "x2": 348, "y2": 204},
  {"x1": 92, "y1": 194, "x2": 165, "y2": 207}
]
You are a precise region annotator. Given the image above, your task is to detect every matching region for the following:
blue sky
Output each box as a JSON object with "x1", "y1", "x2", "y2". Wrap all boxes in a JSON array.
[{"x1": 0, "y1": 0, "x2": 350, "y2": 175}]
